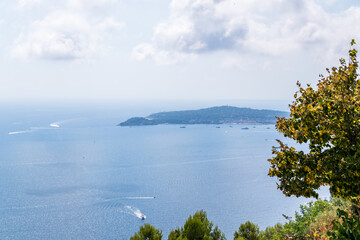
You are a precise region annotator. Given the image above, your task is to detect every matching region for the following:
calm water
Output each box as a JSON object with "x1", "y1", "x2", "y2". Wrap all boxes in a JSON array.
[{"x1": 0, "y1": 104, "x2": 329, "y2": 239}]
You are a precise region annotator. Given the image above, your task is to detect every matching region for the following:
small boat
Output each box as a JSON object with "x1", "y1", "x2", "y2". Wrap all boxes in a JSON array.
[
  {"x1": 140, "y1": 214, "x2": 146, "y2": 220},
  {"x1": 180, "y1": 126, "x2": 186, "y2": 128}
]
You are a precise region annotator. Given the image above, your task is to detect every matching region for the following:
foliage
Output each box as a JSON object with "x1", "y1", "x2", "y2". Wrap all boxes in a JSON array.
[
  {"x1": 130, "y1": 223, "x2": 163, "y2": 240},
  {"x1": 168, "y1": 210, "x2": 226, "y2": 240},
  {"x1": 259, "y1": 223, "x2": 284, "y2": 240},
  {"x1": 234, "y1": 221, "x2": 260, "y2": 240},
  {"x1": 283, "y1": 199, "x2": 332, "y2": 239},
  {"x1": 128, "y1": 200, "x2": 353, "y2": 240},
  {"x1": 308, "y1": 206, "x2": 337, "y2": 239},
  {"x1": 308, "y1": 198, "x2": 351, "y2": 239},
  {"x1": 168, "y1": 229, "x2": 182, "y2": 240},
  {"x1": 268, "y1": 39, "x2": 360, "y2": 199},
  {"x1": 327, "y1": 199, "x2": 360, "y2": 239},
  {"x1": 256, "y1": 199, "x2": 351, "y2": 240}
]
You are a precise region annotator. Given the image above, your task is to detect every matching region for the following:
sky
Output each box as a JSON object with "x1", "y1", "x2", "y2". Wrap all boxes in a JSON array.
[{"x1": 0, "y1": 0, "x2": 360, "y2": 104}]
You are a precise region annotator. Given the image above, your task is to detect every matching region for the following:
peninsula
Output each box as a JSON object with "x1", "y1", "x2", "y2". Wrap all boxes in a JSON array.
[{"x1": 118, "y1": 106, "x2": 288, "y2": 126}]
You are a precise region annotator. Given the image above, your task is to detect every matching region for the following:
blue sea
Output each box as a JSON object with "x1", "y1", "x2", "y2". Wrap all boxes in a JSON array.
[{"x1": 0, "y1": 102, "x2": 329, "y2": 239}]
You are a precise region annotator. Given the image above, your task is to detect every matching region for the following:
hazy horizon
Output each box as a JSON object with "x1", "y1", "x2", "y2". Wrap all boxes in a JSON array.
[{"x1": 0, "y1": 99, "x2": 292, "y2": 112}]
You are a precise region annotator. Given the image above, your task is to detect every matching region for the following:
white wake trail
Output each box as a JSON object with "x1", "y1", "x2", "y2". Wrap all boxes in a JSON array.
[
  {"x1": 8, "y1": 118, "x2": 77, "y2": 135},
  {"x1": 8, "y1": 127, "x2": 51, "y2": 135},
  {"x1": 102, "y1": 196, "x2": 155, "y2": 201},
  {"x1": 49, "y1": 118, "x2": 83, "y2": 128},
  {"x1": 8, "y1": 129, "x2": 33, "y2": 135},
  {"x1": 123, "y1": 197, "x2": 155, "y2": 200},
  {"x1": 125, "y1": 206, "x2": 146, "y2": 219}
]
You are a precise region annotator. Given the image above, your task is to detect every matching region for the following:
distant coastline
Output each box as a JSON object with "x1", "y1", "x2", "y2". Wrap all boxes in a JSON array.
[{"x1": 118, "y1": 106, "x2": 289, "y2": 126}]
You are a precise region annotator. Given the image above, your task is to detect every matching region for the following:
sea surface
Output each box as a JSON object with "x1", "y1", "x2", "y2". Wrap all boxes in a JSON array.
[{"x1": 0, "y1": 103, "x2": 330, "y2": 239}]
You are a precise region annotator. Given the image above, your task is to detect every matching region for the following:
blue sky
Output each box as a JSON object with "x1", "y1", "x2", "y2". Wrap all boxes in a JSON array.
[{"x1": 0, "y1": 0, "x2": 359, "y2": 102}]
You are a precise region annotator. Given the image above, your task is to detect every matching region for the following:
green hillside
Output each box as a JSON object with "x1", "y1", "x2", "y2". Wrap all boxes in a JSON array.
[{"x1": 118, "y1": 106, "x2": 288, "y2": 126}]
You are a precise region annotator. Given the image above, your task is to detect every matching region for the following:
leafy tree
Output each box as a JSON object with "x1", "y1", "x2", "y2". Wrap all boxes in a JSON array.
[
  {"x1": 234, "y1": 221, "x2": 260, "y2": 240},
  {"x1": 283, "y1": 199, "x2": 332, "y2": 239},
  {"x1": 259, "y1": 223, "x2": 284, "y2": 240},
  {"x1": 326, "y1": 198, "x2": 360, "y2": 239},
  {"x1": 256, "y1": 198, "x2": 352, "y2": 240},
  {"x1": 211, "y1": 226, "x2": 226, "y2": 240},
  {"x1": 308, "y1": 205, "x2": 338, "y2": 239},
  {"x1": 268, "y1": 39, "x2": 360, "y2": 199},
  {"x1": 130, "y1": 223, "x2": 163, "y2": 240},
  {"x1": 168, "y1": 210, "x2": 226, "y2": 240},
  {"x1": 327, "y1": 207, "x2": 360, "y2": 239},
  {"x1": 168, "y1": 229, "x2": 182, "y2": 240}
]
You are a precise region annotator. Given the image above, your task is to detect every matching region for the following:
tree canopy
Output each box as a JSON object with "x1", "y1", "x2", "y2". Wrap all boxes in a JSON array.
[
  {"x1": 234, "y1": 221, "x2": 260, "y2": 240},
  {"x1": 130, "y1": 223, "x2": 163, "y2": 240},
  {"x1": 168, "y1": 210, "x2": 226, "y2": 240},
  {"x1": 268, "y1": 40, "x2": 360, "y2": 199}
]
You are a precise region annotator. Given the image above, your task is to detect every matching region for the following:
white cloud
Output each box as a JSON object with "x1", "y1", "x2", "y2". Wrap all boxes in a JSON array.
[
  {"x1": 66, "y1": 0, "x2": 114, "y2": 10},
  {"x1": 18, "y1": 0, "x2": 43, "y2": 9},
  {"x1": 132, "y1": 43, "x2": 197, "y2": 65},
  {"x1": 95, "y1": 17, "x2": 124, "y2": 32},
  {"x1": 132, "y1": 43, "x2": 155, "y2": 61},
  {"x1": 18, "y1": 0, "x2": 114, "y2": 10},
  {"x1": 12, "y1": 11, "x2": 124, "y2": 61},
  {"x1": 133, "y1": 0, "x2": 360, "y2": 65}
]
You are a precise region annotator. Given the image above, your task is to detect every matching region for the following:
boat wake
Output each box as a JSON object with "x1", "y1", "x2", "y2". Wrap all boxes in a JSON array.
[
  {"x1": 0, "y1": 199, "x2": 147, "y2": 221},
  {"x1": 8, "y1": 129, "x2": 33, "y2": 135},
  {"x1": 49, "y1": 118, "x2": 82, "y2": 128},
  {"x1": 8, "y1": 127, "x2": 45, "y2": 135},
  {"x1": 125, "y1": 206, "x2": 146, "y2": 220},
  {"x1": 8, "y1": 118, "x2": 79, "y2": 135},
  {"x1": 101, "y1": 196, "x2": 155, "y2": 202},
  {"x1": 122, "y1": 196, "x2": 155, "y2": 200},
  {"x1": 94, "y1": 199, "x2": 148, "y2": 220}
]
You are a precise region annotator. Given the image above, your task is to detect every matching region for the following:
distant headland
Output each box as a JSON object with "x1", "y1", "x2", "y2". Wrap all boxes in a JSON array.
[{"x1": 118, "y1": 106, "x2": 288, "y2": 126}]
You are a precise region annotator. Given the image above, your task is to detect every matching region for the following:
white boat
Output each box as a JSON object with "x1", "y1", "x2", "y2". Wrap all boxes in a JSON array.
[{"x1": 140, "y1": 214, "x2": 146, "y2": 220}]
